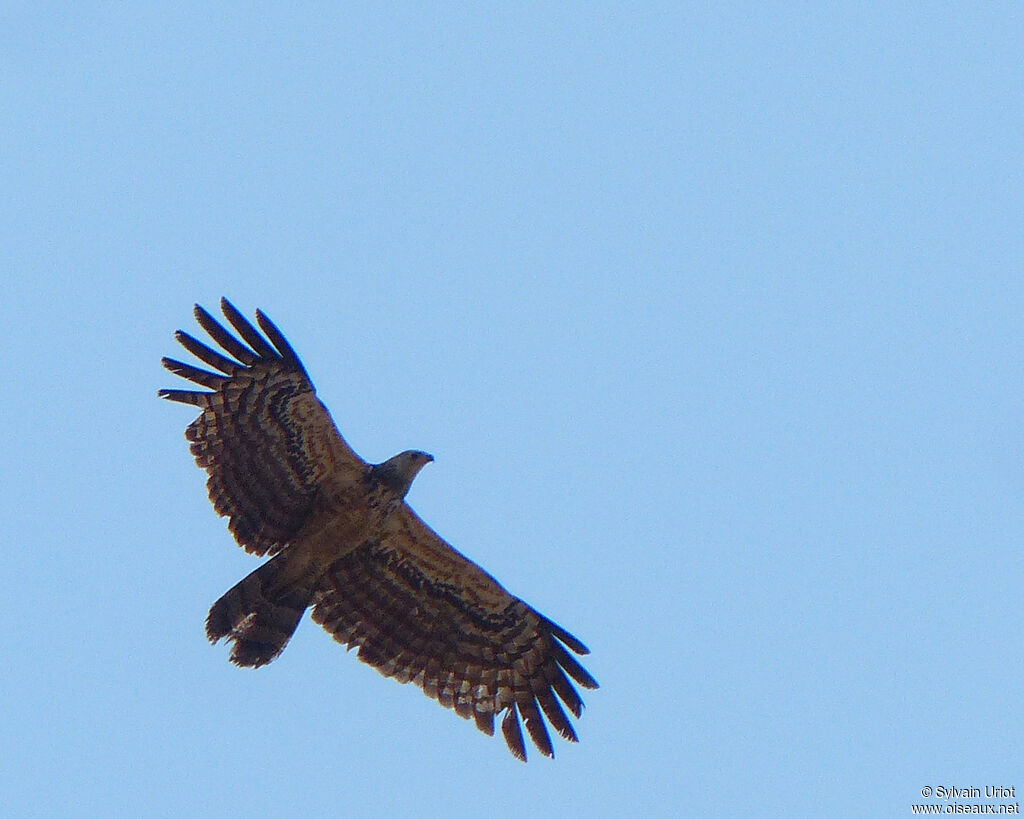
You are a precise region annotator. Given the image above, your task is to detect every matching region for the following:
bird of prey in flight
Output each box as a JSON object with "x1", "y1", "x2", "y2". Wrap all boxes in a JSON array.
[{"x1": 160, "y1": 299, "x2": 597, "y2": 760}]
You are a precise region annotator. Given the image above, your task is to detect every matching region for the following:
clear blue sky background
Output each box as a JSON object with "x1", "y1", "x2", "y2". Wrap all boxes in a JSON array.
[{"x1": 2, "y1": 4, "x2": 1021, "y2": 817}]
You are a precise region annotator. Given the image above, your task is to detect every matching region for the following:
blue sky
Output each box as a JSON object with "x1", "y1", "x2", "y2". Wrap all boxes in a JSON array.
[{"x1": 1, "y1": 4, "x2": 1021, "y2": 817}]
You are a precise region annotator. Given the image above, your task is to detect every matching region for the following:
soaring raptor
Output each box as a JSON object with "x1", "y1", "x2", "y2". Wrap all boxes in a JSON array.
[{"x1": 160, "y1": 299, "x2": 597, "y2": 760}]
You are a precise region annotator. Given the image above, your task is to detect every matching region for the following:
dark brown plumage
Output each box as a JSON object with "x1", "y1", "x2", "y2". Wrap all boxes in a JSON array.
[{"x1": 160, "y1": 299, "x2": 597, "y2": 760}]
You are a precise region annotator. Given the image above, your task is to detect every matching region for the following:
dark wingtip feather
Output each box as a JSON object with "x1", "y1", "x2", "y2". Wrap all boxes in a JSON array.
[
  {"x1": 255, "y1": 308, "x2": 310, "y2": 380},
  {"x1": 193, "y1": 302, "x2": 259, "y2": 365},
  {"x1": 536, "y1": 689, "x2": 579, "y2": 743},
  {"x1": 553, "y1": 641, "x2": 599, "y2": 690},
  {"x1": 501, "y1": 705, "x2": 528, "y2": 762},
  {"x1": 255, "y1": 308, "x2": 296, "y2": 360},
  {"x1": 538, "y1": 613, "x2": 591, "y2": 655},
  {"x1": 158, "y1": 388, "x2": 209, "y2": 406},
  {"x1": 174, "y1": 329, "x2": 240, "y2": 374},
  {"x1": 219, "y1": 298, "x2": 279, "y2": 360},
  {"x1": 193, "y1": 302, "x2": 214, "y2": 325},
  {"x1": 162, "y1": 357, "x2": 227, "y2": 389},
  {"x1": 519, "y1": 696, "x2": 554, "y2": 758},
  {"x1": 548, "y1": 665, "x2": 585, "y2": 718}
]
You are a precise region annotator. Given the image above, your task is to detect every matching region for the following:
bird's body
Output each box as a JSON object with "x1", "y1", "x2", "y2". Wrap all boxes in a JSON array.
[
  {"x1": 275, "y1": 453, "x2": 431, "y2": 588},
  {"x1": 160, "y1": 299, "x2": 597, "y2": 760}
]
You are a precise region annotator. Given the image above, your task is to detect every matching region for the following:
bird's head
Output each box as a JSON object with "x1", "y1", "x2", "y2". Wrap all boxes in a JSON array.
[{"x1": 373, "y1": 450, "x2": 434, "y2": 498}]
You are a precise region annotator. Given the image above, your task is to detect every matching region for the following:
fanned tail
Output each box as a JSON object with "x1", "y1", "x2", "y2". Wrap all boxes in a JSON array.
[{"x1": 206, "y1": 554, "x2": 315, "y2": 668}]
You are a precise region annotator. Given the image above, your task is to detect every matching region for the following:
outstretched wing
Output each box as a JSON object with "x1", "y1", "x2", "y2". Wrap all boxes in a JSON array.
[
  {"x1": 310, "y1": 504, "x2": 598, "y2": 761},
  {"x1": 160, "y1": 298, "x2": 366, "y2": 556}
]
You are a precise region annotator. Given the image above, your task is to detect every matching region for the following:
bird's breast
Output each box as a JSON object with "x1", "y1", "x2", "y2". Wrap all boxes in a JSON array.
[{"x1": 295, "y1": 482, "x2": 403, "y2": 569}]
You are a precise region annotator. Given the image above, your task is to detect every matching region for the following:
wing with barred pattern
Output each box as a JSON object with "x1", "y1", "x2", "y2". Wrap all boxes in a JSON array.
[
  {"x1": 311, "y1": 504, "x2": 598, "y2": 760},
  {"x1": 160, "y1": 298, "x2": 366, "y2": 555}
]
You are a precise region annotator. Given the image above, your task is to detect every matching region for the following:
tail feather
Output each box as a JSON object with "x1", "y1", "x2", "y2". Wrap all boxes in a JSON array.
[{"x1": 207, "y1": 555, "x2": 315, "y2": 667}]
